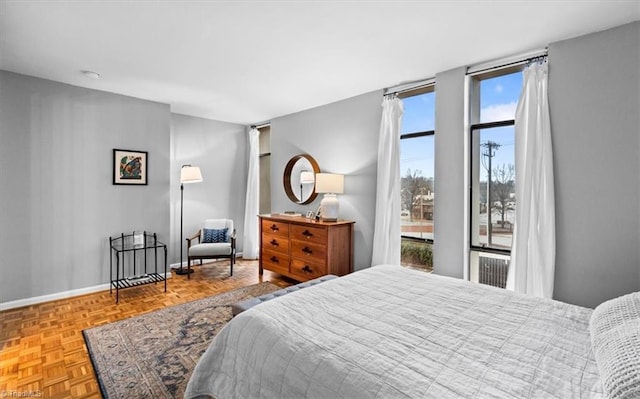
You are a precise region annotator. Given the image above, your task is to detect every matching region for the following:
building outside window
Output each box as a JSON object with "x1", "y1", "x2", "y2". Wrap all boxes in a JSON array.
[
  {"x1": 469, "y1": 68, "x2": 523, "y2": 288},
  {"x1": 399, "y1": 86, "x2": 435, "y2": 272}
]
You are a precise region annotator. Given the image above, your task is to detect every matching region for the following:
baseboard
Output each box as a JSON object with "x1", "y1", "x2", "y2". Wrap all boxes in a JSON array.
[
  {"x1": 5, "y1": 255, "x2": 252, "y2": 311},
  {"x1": 0, "y1": 271, "x2": 174, "y2": 311}
]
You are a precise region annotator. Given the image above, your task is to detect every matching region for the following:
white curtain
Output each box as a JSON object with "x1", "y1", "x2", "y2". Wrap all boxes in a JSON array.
[
  {"x1": 242, "y1": 127, "x2": 260, "y2": 259},
  {"x1": 507, "y1": 59, "x2": 555, "y2": 298},
  {"x1": 371, "y1": 95, "x2": 403, "y2": 266}
]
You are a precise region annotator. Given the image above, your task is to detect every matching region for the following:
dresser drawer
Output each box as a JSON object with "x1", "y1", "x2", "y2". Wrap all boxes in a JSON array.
[
  {"x1": 262, "y1": 250, "x2": 290, "y2": 275},
  {"x1": 291, "y1": 258, "x2": 327, "y2": 280},
  {"x1": 290, "y1": 240, "x2": 326, "y2": 262},
  {"x1": 290, "y1": 224, "x2": 327, "y2": 244},
  {"x1": 259, "y1": 215, "x2": 354, "y2": 281},
  {"x1": 261, "y1": 219, "x2": 289, "y2": 237},
  {"x1": 262, "y1": 233, "x2": 289, "y2": 256}
]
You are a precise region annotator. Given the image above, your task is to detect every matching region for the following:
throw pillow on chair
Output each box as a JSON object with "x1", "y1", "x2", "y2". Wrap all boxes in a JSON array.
[{"x1": 202, "y1": 228, "x2": 228, "y2": 243}]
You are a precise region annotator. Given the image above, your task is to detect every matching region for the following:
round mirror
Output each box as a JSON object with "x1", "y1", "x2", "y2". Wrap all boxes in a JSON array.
[{"x1": 283, "y1": 154, "x2": 320, "y2": 205}]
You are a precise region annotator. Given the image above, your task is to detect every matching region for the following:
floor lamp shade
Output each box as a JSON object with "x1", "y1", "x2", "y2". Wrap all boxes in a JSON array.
[
  {"x1": 315, "y1": 173, "x2": 344, "y2": 221},
  {"x1": 177, "y1": 165, "x2": 203, "y2": 276},
  {"x1": 300, "y1": 170, "x2": 315, "y2": 184},
  {"x1": 181, "y1": 166, "x2": 203, "y2": 184},
  {"x1": 299, "y1": 170, "x2": 315, "y2": 200}
]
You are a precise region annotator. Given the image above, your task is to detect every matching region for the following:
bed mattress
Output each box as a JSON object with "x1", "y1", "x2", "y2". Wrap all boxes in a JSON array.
[{"x1": 185, "y1": 264, "x2": 603, "y2": 398}]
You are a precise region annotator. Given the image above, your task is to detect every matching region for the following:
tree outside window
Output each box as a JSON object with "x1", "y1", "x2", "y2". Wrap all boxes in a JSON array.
[
  {"x1": 399, "y1": 87, "x2": 435, "y2": 271},
  {"x1": 469, "y1": 69, "x2": 523, "y2": 287}
]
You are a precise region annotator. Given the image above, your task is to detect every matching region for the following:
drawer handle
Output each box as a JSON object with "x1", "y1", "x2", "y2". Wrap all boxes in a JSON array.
[
  {"x1": 270, "y1": 256, "x2": 279, "y2": 263},
  {"x1": 270, "y1": 224, "x2": 279, "y2": 232},
  {"x1": 302, "y1": 247, "x2": 313, "y2": 255},
  {"x1": 302, "y1": 229, "x2": 313, "y2": 238},
  {"x1": 302, "y1": 265, "x2": 313, "y2": 274},
  {"x1": 270, "y1": 239, "x2": 279, "y2": 246}
]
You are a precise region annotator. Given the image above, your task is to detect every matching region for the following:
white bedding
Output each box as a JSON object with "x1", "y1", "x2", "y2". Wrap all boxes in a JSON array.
[{"x1": 185, "y1": 265, "x2": 604, "y2": 399}]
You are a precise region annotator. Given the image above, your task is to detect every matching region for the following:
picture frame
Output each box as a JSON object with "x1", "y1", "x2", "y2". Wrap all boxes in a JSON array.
[
  {"x1": 113, "y1": 149, "x2": 148, "y2": 185},
  {"x1": 314, "y1": 205, "x2": 322, "y2": 220}
]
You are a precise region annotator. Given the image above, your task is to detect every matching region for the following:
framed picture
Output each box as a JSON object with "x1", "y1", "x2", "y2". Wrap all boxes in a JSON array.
[
  {"x1": 113, "y1": 149, "x2": 148, "y2": 185},
  {"x1": 314, "y1": 205, "x2": 322, "y2": 220}
]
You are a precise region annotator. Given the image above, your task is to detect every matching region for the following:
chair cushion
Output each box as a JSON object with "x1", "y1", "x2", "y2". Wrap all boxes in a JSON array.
[
  {"x1": 188, "y1": 243, "x2": 232, "y2": 257},
  {"x1": 202, "y1": 227, "x2": 228, "y2": 243}
]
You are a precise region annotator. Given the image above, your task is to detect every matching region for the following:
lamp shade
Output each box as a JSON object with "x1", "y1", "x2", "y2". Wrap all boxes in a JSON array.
[
  {"x1": 300, "y1": 170, "x2": 315, "y2": 184},
  {"x1": 180, "y1": 165, "x2": 203, "y2": 184},
  {"x1": 315, "y1": 173, "x2": 344, "y2": 194}
]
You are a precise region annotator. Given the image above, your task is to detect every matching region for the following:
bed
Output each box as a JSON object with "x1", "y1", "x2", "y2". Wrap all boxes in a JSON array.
[{"x1": 185, "y1": 264, "x2": 639, "y2": 399}]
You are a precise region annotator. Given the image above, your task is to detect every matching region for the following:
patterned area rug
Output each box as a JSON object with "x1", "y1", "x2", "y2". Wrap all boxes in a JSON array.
[{"x1": 83, "y1": 282, "x2": 281, "y2": 398}]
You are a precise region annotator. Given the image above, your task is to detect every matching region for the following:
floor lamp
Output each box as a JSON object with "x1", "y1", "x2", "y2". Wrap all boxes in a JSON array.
[{"x1": 176, "y1": 164, "x2": 203, "y2": 275}]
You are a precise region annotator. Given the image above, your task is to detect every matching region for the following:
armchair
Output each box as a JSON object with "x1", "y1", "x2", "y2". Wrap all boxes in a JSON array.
[{"x1": 185, "y1": 218, "x2": 236, "y2": 278}]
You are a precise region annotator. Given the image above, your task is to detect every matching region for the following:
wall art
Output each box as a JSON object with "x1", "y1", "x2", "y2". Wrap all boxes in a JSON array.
[{"x1": 113, "y1": 149, "x2": 147, "y2": 185}]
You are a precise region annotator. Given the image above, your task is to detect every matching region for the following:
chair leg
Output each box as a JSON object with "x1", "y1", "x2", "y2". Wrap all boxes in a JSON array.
[
  {"x1": 230, "y1": 256, "x2": 234, "y2": 276},
  {"x1": 187, "y1": 258, "x2": 191, "y2": 279}
]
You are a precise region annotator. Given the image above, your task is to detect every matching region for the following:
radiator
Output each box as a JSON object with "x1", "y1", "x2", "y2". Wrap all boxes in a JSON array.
[{"x1": 479, "y1": 256, "x2": 510, "y2": 289}]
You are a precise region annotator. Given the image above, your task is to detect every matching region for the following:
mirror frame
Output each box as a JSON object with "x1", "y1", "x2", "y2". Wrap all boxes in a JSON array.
[{"x1": 283, "y1": 154, "x2": 320, "y2": 205}]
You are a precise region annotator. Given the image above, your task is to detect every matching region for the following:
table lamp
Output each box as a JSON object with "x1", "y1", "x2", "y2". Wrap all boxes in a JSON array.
[{"x1": 315, "y1": 173, "x2": 344, "y2": 222}]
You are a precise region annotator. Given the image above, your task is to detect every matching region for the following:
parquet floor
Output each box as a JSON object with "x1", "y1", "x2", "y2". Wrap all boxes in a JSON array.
[{"x1": 0, "y1": 259, "x2": 292, "y2": 398}]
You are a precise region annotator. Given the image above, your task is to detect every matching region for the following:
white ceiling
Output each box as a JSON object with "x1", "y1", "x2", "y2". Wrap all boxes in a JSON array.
[{"x1": 1, "y1": 1, "x2": 639, "y2": 125}]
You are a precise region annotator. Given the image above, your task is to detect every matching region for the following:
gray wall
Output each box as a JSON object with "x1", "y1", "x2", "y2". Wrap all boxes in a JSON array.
[
  {"x1": 265, "y1": 22, "x2": 640, "y2": 307},
  {"x1": 433, "y1": 67, "x2": 467, "y2": 279},
  {"x1": 0, "y1": 71, "x2": 170, "y2": 303},
  {"x1": 427, "y1": 22, "x2": 640, "y2": 307},
  {"x1": 170, "y1": 114, "x2": 247, "y2": 265},
  {"x1": 270, "y1": 90, "x2": 383, "y2": 270},
  {"x1": 3, "y1": 21, "x2": 637, "y2": 308},
  {"x1": 549, "y1": 21, "x2": 640, "y2": 308}
]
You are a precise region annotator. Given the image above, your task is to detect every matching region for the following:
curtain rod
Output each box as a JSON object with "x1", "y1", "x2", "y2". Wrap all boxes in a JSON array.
[
  {"x1": 384, "y1": 77, "x2": 435, "y2": 96},
  {"x1": 250, "y1": 122, "x2": 271, "y2": 129},
  {"x1": 467, "y1": 48, "x2": 548, "y2": 76},
  {"x1": 383, "y1": 48, "x2": 547, "y2": 95}
]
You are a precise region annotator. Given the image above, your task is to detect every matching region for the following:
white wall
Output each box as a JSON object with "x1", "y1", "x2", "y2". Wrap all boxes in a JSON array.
[
  {"x1": 0, "y1": 71, "x2": 170, "y2": 303},
  {"x1": 270, "y1": 90, "x2": 383, "y2": 270},
  {"x1": 170, "y1": 114, "x2": 247, "y2": 266}
]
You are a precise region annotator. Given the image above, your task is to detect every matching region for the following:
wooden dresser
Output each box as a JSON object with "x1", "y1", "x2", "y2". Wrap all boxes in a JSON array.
[{"x1": 259, "y1": 214, "x2": 354, "y2": 281}]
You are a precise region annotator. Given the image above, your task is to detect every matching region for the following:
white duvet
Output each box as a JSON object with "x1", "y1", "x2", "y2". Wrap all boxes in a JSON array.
[{"x1": 185, "y1": 265, "x2": 603, "y2": 399}]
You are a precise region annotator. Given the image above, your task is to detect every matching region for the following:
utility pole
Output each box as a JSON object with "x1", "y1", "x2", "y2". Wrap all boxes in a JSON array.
[
  {"x1": 420, "y1": 187, "x2": 425, "y2": 239},
  {"x1": 481, "y1": 141, "x2": 501, "y2": 246}
]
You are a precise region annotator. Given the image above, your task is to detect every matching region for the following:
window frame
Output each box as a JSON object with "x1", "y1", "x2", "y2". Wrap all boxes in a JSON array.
[
  {"x1": 468, "y1": 66, "x2": 523, "y2": 256},
  {"x1": 399, "y1": 85, "x2": 435, "y2": 246}
]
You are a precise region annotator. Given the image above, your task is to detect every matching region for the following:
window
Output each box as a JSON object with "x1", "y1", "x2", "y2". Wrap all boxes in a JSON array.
[
  {"x1": 399, "y1": 86, "x2": 435, "y2": 272},
  {"x1": 469, "y1": 68, "x2": 523, "y2": 287},
  {"x1": 258, "y1": 125, "x2": 271, "y2": 214}
]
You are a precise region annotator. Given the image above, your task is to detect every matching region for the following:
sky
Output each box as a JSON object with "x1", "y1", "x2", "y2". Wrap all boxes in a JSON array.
[{"x1": 400, "y1": 71, "x2": 522, "y2": 181}]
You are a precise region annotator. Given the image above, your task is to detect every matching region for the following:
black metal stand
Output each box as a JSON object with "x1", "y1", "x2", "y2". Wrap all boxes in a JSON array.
[
  {"x1": 176, "y1": 182, "x2": 193, "y2": 275},
  {"x1": 109, "y1": 231, "x2": 167, "y2": 303}
]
